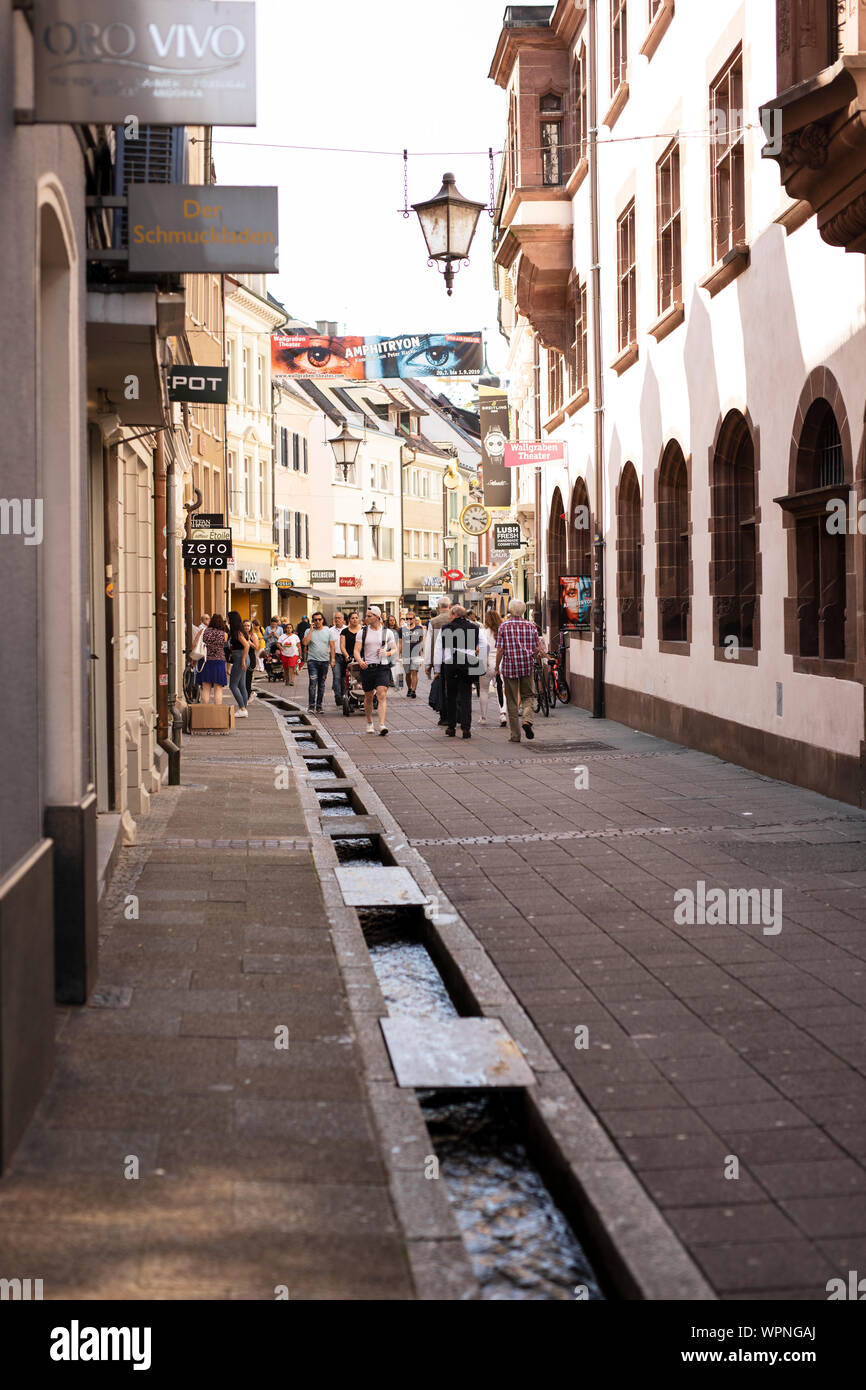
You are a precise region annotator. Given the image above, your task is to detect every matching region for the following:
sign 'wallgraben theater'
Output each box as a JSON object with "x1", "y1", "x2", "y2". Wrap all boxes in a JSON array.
[{"x1": 33, "y1": 0, "x2": 257, "y2": 126}]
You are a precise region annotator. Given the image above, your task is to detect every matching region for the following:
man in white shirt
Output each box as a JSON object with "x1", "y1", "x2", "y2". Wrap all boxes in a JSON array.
[
  {"x1": 328, "y1": 610, "x2": 346, "y2": 707},
  {"x1": 356, "y1": 606, "x2": 397, "y2": 736},
  {"x1": 424, "y1": 596, "x2": 453, "y2": 726}
]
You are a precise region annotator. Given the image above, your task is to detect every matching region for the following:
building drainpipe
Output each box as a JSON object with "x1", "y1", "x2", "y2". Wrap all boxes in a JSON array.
[
  {"x1": 154, "y1": 432, "x2": 181, "y2": 784},
  {"x1": 588, "y1": 0, "x2": 606, "y2": 720},
  {"x1": 533, "y1": 335, "x2": 543, "y2": 626}
]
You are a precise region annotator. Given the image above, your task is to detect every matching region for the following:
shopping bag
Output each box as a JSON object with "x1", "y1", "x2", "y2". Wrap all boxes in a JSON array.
[{"x1": 428, "y1": 674, "x2": 442, "y2": 712}]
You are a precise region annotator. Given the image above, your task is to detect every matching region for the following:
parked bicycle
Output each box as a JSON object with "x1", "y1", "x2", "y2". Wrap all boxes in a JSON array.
[
  {"x1": 547, "y1": 630, "x2": 571, "y2": 706},
  {"x1": 532, "y1": 654, "x2": 550, "y2": 717}
]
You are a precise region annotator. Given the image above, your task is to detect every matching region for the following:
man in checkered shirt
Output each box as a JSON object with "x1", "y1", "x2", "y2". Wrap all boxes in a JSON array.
[{"x1": 494, "y1": 599, "x2": 546, "y2": 742}]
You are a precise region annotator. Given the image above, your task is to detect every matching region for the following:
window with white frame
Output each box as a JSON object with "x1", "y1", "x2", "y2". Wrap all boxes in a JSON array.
[
  {"x1": 421, "y1": 471, "x2": 431, "y2": 498},
  {"x1": 333, "y1": 459, "x2": 357, "y2": 485},
  {"x1": 380, "y1": 528, "x2": 394, "y2": 560},
  {"x1": 227, "y1": 451, "x2": 236, "y2": 513},
  {"x1": 243, "y1": 347, "x2": 252, "y2": 404},
  {"x1": 243, "y1": 456, "x2": 252, "y2": 516},
  {"x1": 422, "y1": 532, "x2": 430, "y2": 559},
  {"x1": 334, "y1": 523, "x2": 361, "y2": 557},
  {"x1": 257, "y1": 460, "x2": 266, "y2": 519},
  {"x1": 227, "y1": 339, "x2": 237, "y2": 398},
  {"x1": 432, "y1": 533, "x2": 441, "y2": 560}
]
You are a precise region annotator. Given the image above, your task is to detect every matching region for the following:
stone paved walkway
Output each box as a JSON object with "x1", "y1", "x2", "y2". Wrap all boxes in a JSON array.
[
  {"x1": 317, "y1": 672, "x2": 866, "y2": 1299},
  {"x1": 0, "y1": 699, "x2": 413, "y2": 1300}
]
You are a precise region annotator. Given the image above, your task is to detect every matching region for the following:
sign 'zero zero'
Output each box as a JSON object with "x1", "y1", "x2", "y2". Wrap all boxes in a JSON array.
[{"x1": 33, "y1": 1, "x2": 257, "y2": 126}]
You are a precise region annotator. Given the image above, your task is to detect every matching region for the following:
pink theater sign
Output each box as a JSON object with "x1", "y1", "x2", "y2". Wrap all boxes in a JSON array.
[{"x1": 505, "y1": 442, "x2": 567, "y2": 467}]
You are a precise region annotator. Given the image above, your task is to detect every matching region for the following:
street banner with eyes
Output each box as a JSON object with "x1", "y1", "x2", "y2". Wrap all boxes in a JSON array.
[{"x1": 271, "y1": 331, "x2": 482, "y2": 380}]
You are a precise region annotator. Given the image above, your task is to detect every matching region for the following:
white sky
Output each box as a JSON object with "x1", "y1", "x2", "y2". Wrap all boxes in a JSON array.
[{"x1": 214, "y1": 0, "x2": 509, "y2": 371}]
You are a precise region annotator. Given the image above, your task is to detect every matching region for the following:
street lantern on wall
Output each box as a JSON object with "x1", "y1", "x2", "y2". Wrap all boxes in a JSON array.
[
  {"x1": 329, "y1": 422, "x2": 362, "y2": 480},
  {"x1": 412, "y1": 172, "x2": 486, "y2": 296}
]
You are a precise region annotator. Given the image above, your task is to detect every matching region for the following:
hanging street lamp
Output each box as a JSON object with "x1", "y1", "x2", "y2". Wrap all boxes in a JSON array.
[
  {"x1": 365, "y1": 501, "x2": 384, "y2": 559},
  {"x1": 412, "y1": 172, "x2": 487, "y2": 296},
  {"x1": 329, "y1": 421, "x2": 362, "y2": 481}
]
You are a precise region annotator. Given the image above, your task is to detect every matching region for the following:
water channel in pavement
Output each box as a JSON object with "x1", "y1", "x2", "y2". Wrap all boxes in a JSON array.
[
  {"x1": 358, "y1": 907, "x2": 458, "y2": 1021},
  {"x1": 317, "y1": 791, "x2": 356, "y2": 816},
  {"x1": 419, "y1": 1091, "x2": 605, "y2": 1301}
]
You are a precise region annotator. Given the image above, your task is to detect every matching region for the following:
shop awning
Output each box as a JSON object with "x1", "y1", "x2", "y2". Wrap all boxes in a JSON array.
[{"x1": 478, "y1": 548, "x2": 527, "y2": 588}]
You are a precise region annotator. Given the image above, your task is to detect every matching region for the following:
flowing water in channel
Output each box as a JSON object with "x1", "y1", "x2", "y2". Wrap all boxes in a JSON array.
[
  {"x1": 420, "y1": 1092, "x2": 605, "y2": 1302},
  {"x1": 360, "y1": 909, "x2": 458, "y2": 1021}
]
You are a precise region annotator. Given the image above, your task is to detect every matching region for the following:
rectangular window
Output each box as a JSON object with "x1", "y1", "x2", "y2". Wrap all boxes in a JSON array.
[
  {"x1": 432, "y1": 533, "x2": 440, "y2": 561},
  {"x1": 380, "y1": 528, "x2": 394, "y2": 561},
  {"x1": 334, "y1": 523, "x2": 346, "y2": 556},
  {"x1": 548, "y1": 350, "x2": 565, "y2": 415},
  {"x1": 656, "y1": 141, "x2": 682, "y2": 313},
  {"x1": 283, "y1": 508, "x2": 291, "y2": 557},
  {"x1": 227, "y1": 339, "x2": 237, "y2": 398},
  {"x1": 380, "y1": 463, "x2": 390, "y2": 493},
  {"x1": 212, "y1": 470, "x2": 221, "y2": 513},
  {"x1": 302, "y1": 438, "x2": 308, "y2": 473},
  {"x1": 294, "y1": 512, "x2": 302, "y2": 558},
  {"x1": 280, "y1": 427, "x2": 289, "y2": 467},
  {"x1": 257, "y1": 354, "x2": 266, "y2": 410},
  {"x1": 421, "y1": 471, "x2": 430, "y2": 498},
  {"x1": 227, "y1": 451, "x2": 236, "y2": 513},
  {"x1": 540, "y1": 94, "x2": 563, "y2": 187},
  {"x1": 305, "y1": 514, "x2": 309, "y2": 558},
  {"x1": 612, "y1": 0, "x2": 628, "y2": 94},
  {"x1": 369, "y1": 461, "x2": 377, "y2": 491},
  {"x1": 710, "y1": 48, "x2": 745, "y2": 263},
  {"x1": 257, "y1": 460, "x2": 265, "y2": 519},
  {"x1": 574, "y1": 280, "x2": 588, "y2": 392},
  {"x1": 422, "y1": 532, "x2": 430, "y2": 559},
  {"x1": 243, "y1": 347, "x2": 252, "y2": 403},
  {"x1": 292, "y1": 434, "x2": 300, "y2": 471},
  {"x1": 202, "y1": 466, "x2": 210, "y2": 511},
  {"x1": 347, "y1": 524, "x2": 360, "y2": 558},
  {"x1": 449, "y1": 491, "x2": 458, "y2": 520},
  {"x1": 508, "y1": 91, "x2": 519, "y2": 190},
  {"x1": 617, "y1": 200, "x2": 637, "y2": 350},
  {"x1": 574, "y1": 46, "x2": 588, "y2": 162},
  {"x1": 243, "y1": 455, "x2": 252, "y2": 516}
]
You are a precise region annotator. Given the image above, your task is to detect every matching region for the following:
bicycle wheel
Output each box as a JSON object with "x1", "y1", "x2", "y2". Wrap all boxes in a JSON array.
[
  {"x1": 546, "y1": 666, "x2": 558, "y2": 710},
  {"x1": 557, "y1": 666, "x2": 571, "y2": 703},
  {"x1": 534, "y1": 666, "x2": 550, "y2": 717}
]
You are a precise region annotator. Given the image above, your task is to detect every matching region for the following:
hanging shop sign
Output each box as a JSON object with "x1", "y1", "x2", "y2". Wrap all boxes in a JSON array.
[
  {"x1": 241, "y1": 570, "x2": 259, "y2": 584},
  {"x1": 182, "y1": 534, "x2": 231, "y2": 569},
  {"x1": 168, "y1": 367, "x2": 229, "y2": 404},
  {"x1": 339, "y1": 576, "x2": 363, "y2": 589},
  {"x1": 271, "y1": 331, "x2": 482, "y2": 381},
  {"x1": 32, "y1": 0, "x2": 257, "y2": 126},
  {"x1": 560, "y1": 576, "x2": 592, "y2": 631},
  {"x1": 479, "y1": 385, "x2": 511, "y2": 510},
  {"x1": 443, "y1": 568, "x2": 464, "y2": 581},
  {"x1": 309, "y1": 569, "x2": 337, "y2": 584},
  {"x1": 505, "y1": 441, "x2": 567, "y2": 467},
  {"x1": 190, "y1": 512, "x2": 224, "y2": 530},
  {"x1": 469, "y1": 566, "x2": 489, "y2": 579},
  {"x1": 493, "y1": 522, "x2": 523, "y2": 551},
  {"x1": 275, "y1": 578, "x2": 294, "y2": 589},
  {"x1": 128, "y1": 186, "x2": 278, "y2": 274}
]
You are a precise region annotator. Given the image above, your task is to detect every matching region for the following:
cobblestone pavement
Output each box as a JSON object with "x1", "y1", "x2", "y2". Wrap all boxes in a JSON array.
[
  {"x1": 317, "y1": 671, "x2": 866, "y2": 1299},
  {"x1": 0, "y1": 700, "x2": 413, "y2": 1300}
]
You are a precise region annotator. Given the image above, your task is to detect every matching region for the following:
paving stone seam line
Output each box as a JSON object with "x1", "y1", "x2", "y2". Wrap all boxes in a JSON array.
[
  {"x1": 267, "y1": 701, "x2": 482, "y2": 1302},
  {"x1": 263, "y1": 696, "x2": 717, "y2": 1302}
]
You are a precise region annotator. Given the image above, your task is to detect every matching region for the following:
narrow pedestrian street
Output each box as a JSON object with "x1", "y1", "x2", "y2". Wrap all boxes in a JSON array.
[{"x1": 3, "y1": 675, "x2": 863, "y2": 1303}]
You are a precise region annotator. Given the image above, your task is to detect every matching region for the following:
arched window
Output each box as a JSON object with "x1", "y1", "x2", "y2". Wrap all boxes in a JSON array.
[
  {"x1": 540, "y1": 93, "x2": 563, "y2": 187},
  {"x1": 547, "y1": 488, "x2": 567, "y2": 632},
  {"x1": 780, "y1": 397, "x2": 849, "y2": 662},
  {"x1": 570, "y1": 477, "x2": 592, "y2": 579},
  {"x1": 617, "y1": 463, "x2": 643, "y2": 639},
  {"x1": 657, "y1": 443, "x2": 690, "y2": 644},
  {"x1": 710, "y1": 412, "x2": 758, "y2": 651}
]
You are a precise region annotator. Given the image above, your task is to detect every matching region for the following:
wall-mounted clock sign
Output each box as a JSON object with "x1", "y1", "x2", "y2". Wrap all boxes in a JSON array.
[{"x1": 459, "y1": 503, "x2": 492, "y2": 536}]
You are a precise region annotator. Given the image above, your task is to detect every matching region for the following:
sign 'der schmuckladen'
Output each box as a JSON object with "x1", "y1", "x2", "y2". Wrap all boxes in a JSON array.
[{"x1": 32, "y1": 0, "x2": 258, "y2": 125}]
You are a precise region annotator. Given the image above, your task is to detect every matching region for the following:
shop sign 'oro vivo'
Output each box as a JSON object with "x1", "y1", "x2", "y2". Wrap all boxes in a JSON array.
[{"x1": 33, "y1": 0, "x2": 257, "y2": 126}]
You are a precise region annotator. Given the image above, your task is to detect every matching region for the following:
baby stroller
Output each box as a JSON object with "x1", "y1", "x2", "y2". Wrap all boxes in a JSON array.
[
  {"x1": 342, "y1": 660, "x2": 376, "y2": 716},
  {"x1": 264, "y1": 650, "x2": 284, "y2": 682}
]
